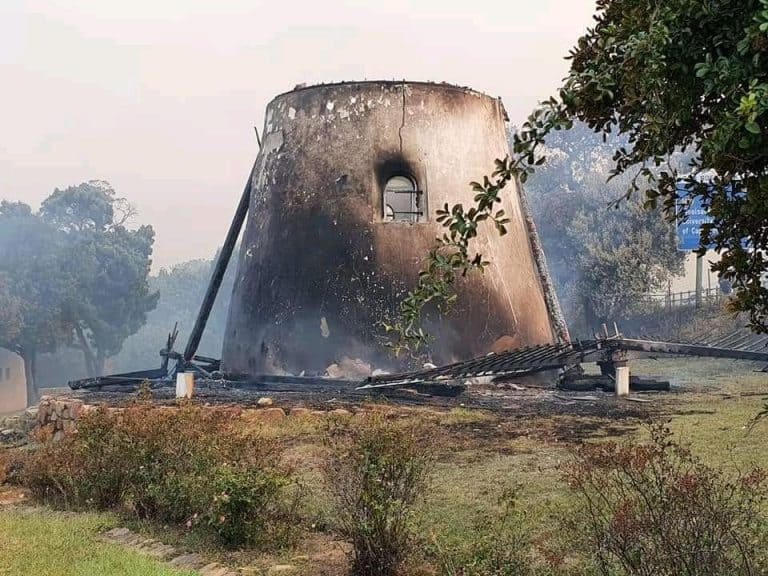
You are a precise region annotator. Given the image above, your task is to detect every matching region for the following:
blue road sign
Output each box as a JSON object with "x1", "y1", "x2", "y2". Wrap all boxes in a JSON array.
[
  {"x1": 675, "y1": 183, "x2": 715, "y2": 251},
  {"x1": 675, "y1": 181, "x2": 752, "y2": 252},
  {"x1": 676, "y1": 180, "x2": 749, "y2": 252}
]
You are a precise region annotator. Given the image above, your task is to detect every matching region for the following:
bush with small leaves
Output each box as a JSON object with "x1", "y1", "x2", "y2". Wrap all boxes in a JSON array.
[
  {"x1": 22, "y1": 404, "x2": 296, "y2": 549},
  {"x1": 563, "y1": 424, "x2": 768, "y2": 576},
  {"x1": 0, "y1": 448, "x2": 10, "y2": 485},
  {"x1": 432, "y1": 484, "x2": 535, "y2": 576},
  {"x1": 202, "y1": 464, "x2": 297, "y2": 549},
  {"x1": 325, "y1": 415, "x2": 432, "y2": 576},
  {"x1": 23, "y1": 406, "x2": 137, "y2": 509}
]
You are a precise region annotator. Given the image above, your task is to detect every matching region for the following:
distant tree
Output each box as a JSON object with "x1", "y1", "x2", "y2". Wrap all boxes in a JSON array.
[
  {"x1": 40, "y1": 181, "x2": 158, "y2": 377},
  {"x1": 545, "y1": 0, "x2": 768, "y2": 332},
  {"x1": 112, "y1": 255, "x2": 235, "y2": 373},
  {"x1": 39, "y1": 180, "x2": 131, "y2": 232},
  {"x1": 0, "y1": 201, "x2": 71, "y2": 402},
  {"x1": 0, "y1": 273, "x2": 23, "y2": 345},
  {"x1": 526, "y1": 124, "x2": 686, "y2": 333}
]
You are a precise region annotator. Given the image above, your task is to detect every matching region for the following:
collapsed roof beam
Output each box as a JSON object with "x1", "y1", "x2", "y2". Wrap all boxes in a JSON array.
[{"x1": 611, "y1": 338, "x2": 768, "y2": 363}]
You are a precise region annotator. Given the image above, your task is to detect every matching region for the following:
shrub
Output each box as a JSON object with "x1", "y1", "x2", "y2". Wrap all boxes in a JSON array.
[
  {"x1": 325, "y1": 415, "x2": 432, "y2": 576},
  {"x1": 203, "y1": 464, "x2": 296, "y2": 548},
  {"x1": 0, "y1": 449, "x2": 9, "y2": 485},
  {"x1": 23, "y1": 407, "x2": 136, "y2": 508},
  {"x1": 22, "y1": 404, "x2": 296, "y2": 549},
  {"x1": 433, "y1": 484, "x2": 534, "y2": 576},
  {"x1": 563, "y1": 424, "x2": 768, "y2": 576}
]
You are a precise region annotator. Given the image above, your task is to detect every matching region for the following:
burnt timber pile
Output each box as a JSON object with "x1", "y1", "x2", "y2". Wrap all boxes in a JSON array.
[
  {"x1": 68, "y1": 80, "x2": 768, "y2": 404},
  {"x1": 69, "y1": 325, "x2": 768, "y2": 403}
]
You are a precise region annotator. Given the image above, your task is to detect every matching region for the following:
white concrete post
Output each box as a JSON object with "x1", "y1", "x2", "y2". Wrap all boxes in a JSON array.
[
  {"x1": 615, "y1": 366, "x2": 630, "y2": 397},
  {"x1": 175, "y1": 372, "x2": 195, "y2": 399}
]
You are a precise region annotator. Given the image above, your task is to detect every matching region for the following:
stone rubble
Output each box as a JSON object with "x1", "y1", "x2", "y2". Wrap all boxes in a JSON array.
[
  {"x1": 0, "y1": 405, "x2": 41, "y2": 442},
  {"x1": 35, "y1": 397, "x2": 90, "y2": 442},
  {"x1": 0, "y1": 428, "x2": 22, "y2": 442},
  {"x1": 13, "y1": 393, "x2": 369, "y2": 444}
]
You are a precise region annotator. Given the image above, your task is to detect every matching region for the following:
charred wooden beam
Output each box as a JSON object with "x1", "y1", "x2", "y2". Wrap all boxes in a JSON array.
[
  {"x1": 559, "y1": 374, "x2": 670, "y2": 392},
  {"x1": 611, "y1": 338, "x2": 768, "y2": 363},
  {"x1": 182, "y1": 161, "x2": 257, "y2": 364},
  {"x1": 69, "y1": 368, "x2": 169, "y2": 390}
]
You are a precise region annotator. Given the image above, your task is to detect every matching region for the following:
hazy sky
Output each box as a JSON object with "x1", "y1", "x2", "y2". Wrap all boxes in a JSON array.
[{"x1": 1, "y1": 0, "x2": 597, "y2": 269}]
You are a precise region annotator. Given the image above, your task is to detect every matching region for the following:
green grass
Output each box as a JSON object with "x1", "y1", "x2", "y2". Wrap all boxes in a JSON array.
[
  {"x1": 418, "y1": 447, "x2": 572, "y2": 551},
  {"x1": 417, "y1": 358, "x2": 768, "y2": 554},
  {"x1": 0, "y1": 508, "x2": 196, "y2": 576},
  {"x1": 630, "y1": 358, "x2": 768, "y2": 468},
  {"x1": 233, "y1": 358, "x2": 767, "y2": 562},
  {"x1": 3, "y1": 357, "x2": 765, "y2": 574}
]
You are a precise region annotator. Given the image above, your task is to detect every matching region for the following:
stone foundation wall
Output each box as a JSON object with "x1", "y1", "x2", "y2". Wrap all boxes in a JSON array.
[
  {"x1": 2, "y1": 395, "x2": 363, "y2": 446},
  {"x1": 35, "y1": 396, "x2": 92, "y2": 442},
  {"x1": 0, "y1": 405, "x2": 38, "y2": 444}
]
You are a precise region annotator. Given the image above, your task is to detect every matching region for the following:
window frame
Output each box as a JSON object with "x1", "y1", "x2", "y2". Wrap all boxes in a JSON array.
[{"x1": 382, "y1": 174, "x2": 425, "y2": 223}]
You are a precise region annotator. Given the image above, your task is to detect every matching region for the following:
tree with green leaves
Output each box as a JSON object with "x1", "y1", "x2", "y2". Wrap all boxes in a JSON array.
[
  {"x1": 0, "y1": 201, "x2": 71, "y2": 403},
  {"x1": 394, "y1": 0, "x2": 768, "y2": 349},
  {"x1": 526, "y1": 123, "x2": 686, "y2": 334},
  {"x1": 111, "y1": 256, "x2": 234, "y2": 374},
  {"x1": 40, "y1": 181, "x2": 158, "y2": 377},
  {"x1": 0, "y1": 273, "x2": 23, "y2": 347},
  {"x1": 553, "y1": 0, "x2": 768, "y2": 332},
  {"x1": 0, "y1": 182, "x2": 157, "y2": 402}
]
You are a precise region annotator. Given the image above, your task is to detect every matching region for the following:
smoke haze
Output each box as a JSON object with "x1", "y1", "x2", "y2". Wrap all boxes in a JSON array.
[{"x1": 0, "y1": 0, "x2": 596, "y2": 268}]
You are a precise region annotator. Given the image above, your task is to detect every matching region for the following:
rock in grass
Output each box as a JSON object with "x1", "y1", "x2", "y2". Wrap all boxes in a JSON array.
[
  {"x1": 251, "y1": 407, "x2": 286, "y2": 423},
  {"x1": 169, "y1": 553, "x2": 204, "y2": 569},
  {"x1": 199, "y1": 562, "x2": 233, "y2": 576},
  {"x1": 268, "y1": 565, "x2": 297, "y2": 575},
  {"x1": 103, "y1": 527, "x2": 131, "y2": 540}
]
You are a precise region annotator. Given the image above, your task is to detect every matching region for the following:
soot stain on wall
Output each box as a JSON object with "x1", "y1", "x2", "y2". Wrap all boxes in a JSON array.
[{"x1": 223, "y1": 81, "x2": 564, "y2": 376}]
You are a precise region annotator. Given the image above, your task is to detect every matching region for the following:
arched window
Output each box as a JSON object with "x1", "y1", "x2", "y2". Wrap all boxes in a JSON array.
[{"x1": 383, "y1": 175, "x2": 424, "y2": 223}]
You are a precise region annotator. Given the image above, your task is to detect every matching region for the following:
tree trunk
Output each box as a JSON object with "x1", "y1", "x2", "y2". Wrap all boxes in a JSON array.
[
  {"x1": 95, "y1": 352, "x2": 106, "y2": 378},
  {"x1": 74, "y1": 323, "x2": 97, "y2": 378},
  {"x1": 21, "y1": 349, "x2": 39, "y2": 407},
  {"x1": 583, "y1": 296, "x2": 600, "y2": 335}
]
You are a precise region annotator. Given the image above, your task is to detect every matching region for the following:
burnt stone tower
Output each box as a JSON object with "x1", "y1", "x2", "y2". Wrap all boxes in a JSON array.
[{"x1": 222, "y1": 81, "x2": 565, "y2": 376}]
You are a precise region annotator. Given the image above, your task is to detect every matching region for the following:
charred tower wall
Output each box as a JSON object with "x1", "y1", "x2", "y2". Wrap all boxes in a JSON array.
[{"x1": 222, "y1": 81, "x2": 562, "y2": 375}]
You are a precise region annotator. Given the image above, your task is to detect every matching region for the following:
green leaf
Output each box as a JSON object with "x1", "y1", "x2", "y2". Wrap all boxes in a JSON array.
[{"x1": 745, "y1": 121, "x2": 761, "y2": 134}]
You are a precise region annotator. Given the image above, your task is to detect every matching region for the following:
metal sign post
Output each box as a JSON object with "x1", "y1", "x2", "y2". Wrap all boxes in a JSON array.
[{"x1": 695, "y1": 254, "x2": 703, "y2": 308}]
